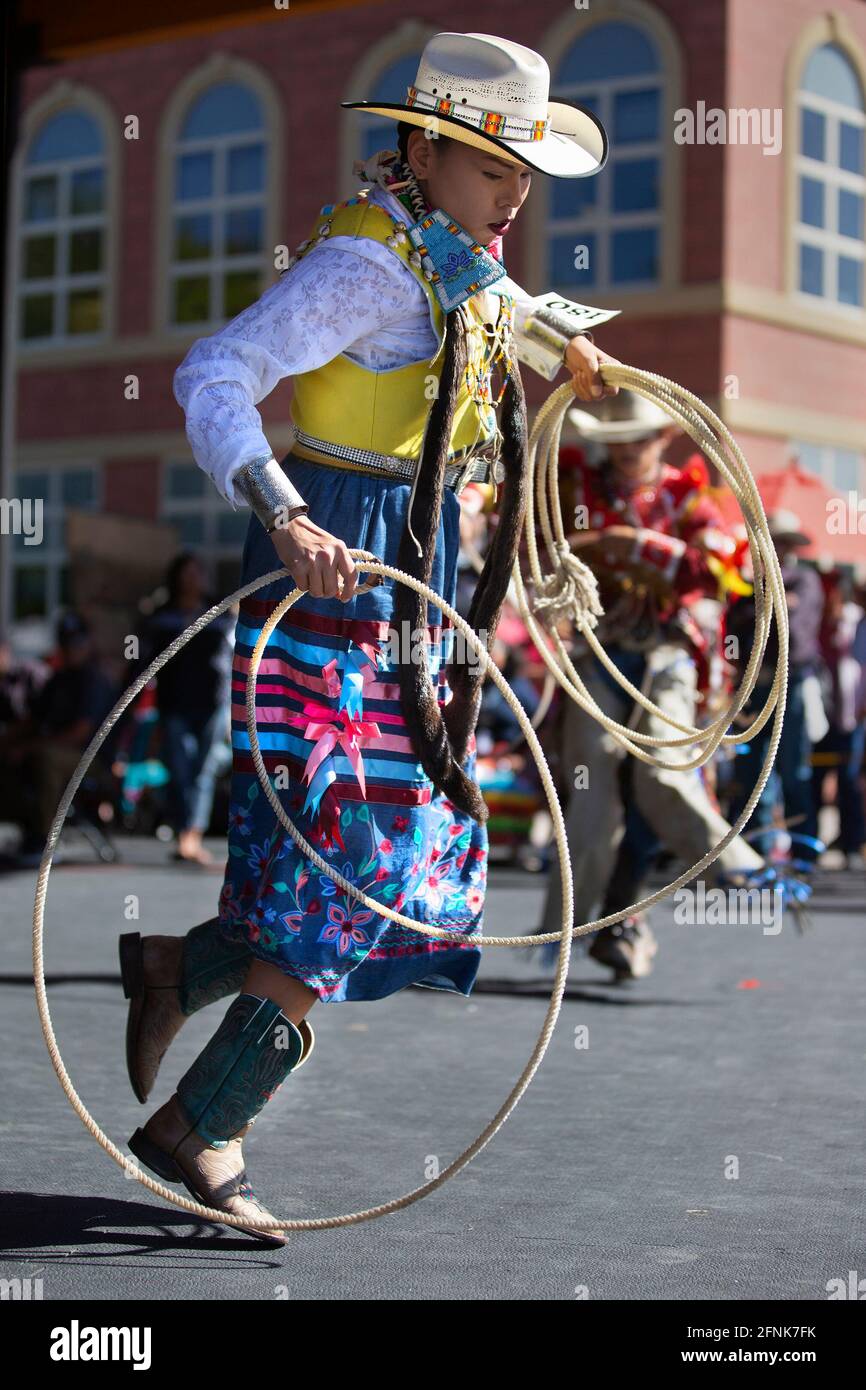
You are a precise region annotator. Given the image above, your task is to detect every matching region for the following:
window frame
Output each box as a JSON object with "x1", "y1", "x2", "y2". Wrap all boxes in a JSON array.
[
  {"x1": 9, "y1": 460, "x2": 103, "y2": 622},
  {"x1": 157, "y1": 55, "x2": 284, "y2": 338},
  {"x1": 159, "y1": 458, "x2": 248, "y2": 591},
  {"x1": 786, "y1": 26, "x2": 866, "y2": 322},
  {"x1": 15, "y1": 103, "x2": 112, "y2": 351},
  {"x1": 547, "y1": 66, "x2": 664, "y2": 294},
  {"x1": 338, "y1": 21, "x2": 436, "y2": 202},
  {"x1": 794, "y1": 65, "x2": 866, "y2": 313},
  {"x1": 790, "y1": 438, "x2": 866, "y2": 495},
  {"x1": 533, "y1": 2, "x2": 683, "y2": 305},
  {"x1": 168, "y1": 86, "x2": 269, "y2": 331}
]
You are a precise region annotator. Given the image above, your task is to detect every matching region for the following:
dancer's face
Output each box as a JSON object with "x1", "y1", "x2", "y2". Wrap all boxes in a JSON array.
[{"x1": 406, "y1": 127, "x2": 532, "y2": 248}]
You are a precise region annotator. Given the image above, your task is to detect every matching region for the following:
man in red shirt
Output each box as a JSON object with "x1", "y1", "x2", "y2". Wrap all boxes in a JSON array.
[{"x1": 535, "y1": 390, "x2": 764, "y2": 978}]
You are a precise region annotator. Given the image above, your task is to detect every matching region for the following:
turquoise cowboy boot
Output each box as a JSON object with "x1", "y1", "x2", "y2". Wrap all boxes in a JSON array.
[
  {"x1": 128, "y1": 993, "x2": 307, "y2": 1245},
  {"x1": 119, "y1": 919, "x2": 315, "y2": 1102}
]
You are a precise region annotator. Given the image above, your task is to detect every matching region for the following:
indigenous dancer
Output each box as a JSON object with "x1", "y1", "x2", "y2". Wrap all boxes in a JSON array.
[{"x1": 121, "y1": 32, "x2": 620, "y2": 1242}]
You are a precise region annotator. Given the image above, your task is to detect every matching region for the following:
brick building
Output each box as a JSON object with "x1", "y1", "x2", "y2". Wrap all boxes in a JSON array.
[{"x1": 3, "y1": 0, "x2": 865, "y2": 647}]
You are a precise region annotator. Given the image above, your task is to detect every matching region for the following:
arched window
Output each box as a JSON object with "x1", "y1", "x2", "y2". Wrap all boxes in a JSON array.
[
  {"x1": 360, "y1": 54, "x2": 421, "y2": 160},
  {"x1": 342, "y1": 43, "x2": 428, "y2": 185},
  {"x1": 549, "y1": 21, "x2": 664, "y2": 293},
  {"x1": 18, "y1": 109, "x2": 107, "y2": 343},
  {"x1": 170, "y1": 81, "x2": 268, "y2": 326},
  {"x1": 796, "y1": 43, "x2": 865, "y2": 309}
]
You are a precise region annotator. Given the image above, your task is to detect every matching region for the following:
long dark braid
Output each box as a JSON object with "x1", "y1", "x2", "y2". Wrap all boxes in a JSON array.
[
  {"x1": 387, "y1": 152, "x2": 529, "y2": 825},
  {"x1": 443, "y1": 357, "x2": 527, "y2": 768},
  {"x1": 394, "y1": 300, "x2": 490, "y2": 815}
]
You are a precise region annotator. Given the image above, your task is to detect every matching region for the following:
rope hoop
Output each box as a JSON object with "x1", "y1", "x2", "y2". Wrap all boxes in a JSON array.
[
  {"x1": 32, "y1": 559, "x2": 577, "y2": 1233},
  {"x1": 32, "y1": 365, "x2": 787, "y2": 1232}
]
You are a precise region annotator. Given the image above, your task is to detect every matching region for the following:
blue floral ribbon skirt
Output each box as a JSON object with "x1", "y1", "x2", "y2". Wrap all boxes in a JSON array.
[{"x1": 215, "y1": 453, "x2": 488, "y2": 1003}]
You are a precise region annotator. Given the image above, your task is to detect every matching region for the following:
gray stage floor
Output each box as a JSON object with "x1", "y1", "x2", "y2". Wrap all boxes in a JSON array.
[{"x1": 1, "y1": 835, "x2": 863, "y2": 1300}]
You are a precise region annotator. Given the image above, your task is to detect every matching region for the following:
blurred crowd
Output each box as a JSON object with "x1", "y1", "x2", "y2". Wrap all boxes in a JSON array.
[
  {"x1": 1, "y1": 417, "x2": 865, "y2": 912},
  {"x1": 455, "y1": 398, "x2": 866, "y2": 950},
  {"x1": 0, "y1": 552, "x2": 234, "y2": 868}
]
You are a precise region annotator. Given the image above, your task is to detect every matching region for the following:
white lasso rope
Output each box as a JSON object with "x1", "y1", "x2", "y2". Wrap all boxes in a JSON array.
[
  {"x1": 32, "y1": 365, "x2": 786, "y2": 1232},
  {"x1": 289, "y1": 366, "x2": 785, "y2": 946},
  {"x1": 517, "y1": 366, "x2": 785, "y2": 770},
  {"x1": 32, "y1": 558, "x2": 577, "y2": 1233}
]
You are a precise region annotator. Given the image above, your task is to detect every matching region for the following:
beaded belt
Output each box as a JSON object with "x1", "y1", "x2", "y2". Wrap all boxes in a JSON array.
[{"x1": 286, "y1": 425, "x2": 504, "y2": 491}]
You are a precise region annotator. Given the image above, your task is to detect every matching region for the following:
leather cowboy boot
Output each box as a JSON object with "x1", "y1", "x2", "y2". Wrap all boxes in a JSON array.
[
  {"x1": 128, "y1": 993, "x2": 307, "y2": 1245},
  {"x1": 119, "y1": 920, "x2": 315, "y2": 1102}
]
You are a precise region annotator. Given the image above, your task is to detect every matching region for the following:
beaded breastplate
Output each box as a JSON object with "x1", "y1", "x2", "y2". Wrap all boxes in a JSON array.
[{"x1": 282, "y1": 190, "x2": 515, "y2": 469}]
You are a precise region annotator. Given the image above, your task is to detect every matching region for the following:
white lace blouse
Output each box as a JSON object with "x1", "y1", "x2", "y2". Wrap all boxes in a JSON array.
[{"x1": 172, "y1": 182, "x2": 568, "y2": 507}]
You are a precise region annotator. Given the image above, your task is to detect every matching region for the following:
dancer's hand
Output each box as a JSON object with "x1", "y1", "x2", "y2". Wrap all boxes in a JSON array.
[
  {"x1": 269, "y1": 514, "x2": 359, "y2": 601},
  {"x1": 565, "y1": 336, "x2": 621, "y2": 402}
]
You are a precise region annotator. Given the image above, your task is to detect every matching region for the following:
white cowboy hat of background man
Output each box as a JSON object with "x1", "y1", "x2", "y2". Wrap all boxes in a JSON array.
[
  {"x1": 766, "y1": 508, "x2": 812, "y2": 548},
  {"x1": 568, "y1": 388, "x2": 679, "y2": 443},
  {"x1": 342, "y1": 31, "x2": 608, "y2": 178}
]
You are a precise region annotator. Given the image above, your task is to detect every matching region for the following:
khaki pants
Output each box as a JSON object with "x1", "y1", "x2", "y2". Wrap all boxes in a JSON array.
[{"x1": 539, "y1": 643, "x2": 763, "y2": 935}]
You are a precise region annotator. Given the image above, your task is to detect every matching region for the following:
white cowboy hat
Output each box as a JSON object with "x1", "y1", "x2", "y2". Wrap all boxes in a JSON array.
[
  {"x1": 766, "y1": 509, "x2": 812, "y2": 547},
  {"x1": 341, "y1": 31, "x2": 608, "y2": 179},
  {"x1": 568, "y1": 389, "x2": 678, "y2": 443}
]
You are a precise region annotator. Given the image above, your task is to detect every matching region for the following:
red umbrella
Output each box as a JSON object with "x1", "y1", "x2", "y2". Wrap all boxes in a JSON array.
[{"x1": 711, "y1": 460, "x2": 864, "y2": 567}]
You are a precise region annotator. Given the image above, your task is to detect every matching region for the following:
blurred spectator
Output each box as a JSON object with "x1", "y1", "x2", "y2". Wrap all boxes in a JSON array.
[
  {"x1": 0, "y1": 612, "x2": 117, "y2": 862},
  {"x1": 852, "y1": 584, "x2": 866, "y2": 863},
  {"x1": 812, "y1": 574, "x2": 865, "y2": 868},
  {"x1": 0, "y1": 635, "x2": 50, "y2": 730},
  {"x1": 727, "y1": 510, "x2": 825, "y2": 860},
  {"x1": 853, "y1": 576, "x2": 866, "y2": 721},
  {"x1": 473, "y1": 627, "x2": 547, "y2": 864},
  {"x1": 475, "y1": 631, "x2": 541, "y2": 754},
  {"x1": 455, "y1": 480, "x2": 494, "y2": 617},
  {"x1": 134, "y1": 552, "x2": 234, "y2": 865}
]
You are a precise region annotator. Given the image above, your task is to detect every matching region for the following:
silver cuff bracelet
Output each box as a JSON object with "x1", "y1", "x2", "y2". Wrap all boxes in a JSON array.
[
  {"x1": 525, "y1": 306, "x2": 594, "y2": 359},
  {"x1": 232, "y1": 454, "x2": 309, "y2": 532}
]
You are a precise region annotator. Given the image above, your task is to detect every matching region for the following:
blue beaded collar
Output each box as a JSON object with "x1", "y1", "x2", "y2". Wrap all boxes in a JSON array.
[{"x1": 403, "y1": 208, "x2": 507, "y2": 313}]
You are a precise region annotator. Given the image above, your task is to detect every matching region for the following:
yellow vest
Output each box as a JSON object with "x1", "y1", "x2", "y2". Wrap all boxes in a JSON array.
[{"x1": 286, "y1": 194, "x2": 513, "y2": 467}]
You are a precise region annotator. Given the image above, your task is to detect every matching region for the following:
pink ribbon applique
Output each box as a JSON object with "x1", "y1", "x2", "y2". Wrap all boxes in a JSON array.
[
  {"x1": 320, "y1": 657, "x2": 342, "y2": 700},
  {"x1": 287, "y1": 699, "x2": 381, "y2": 802},
  {"x1": 284, "y1": 639, "x2": 386, "y2": 840}
]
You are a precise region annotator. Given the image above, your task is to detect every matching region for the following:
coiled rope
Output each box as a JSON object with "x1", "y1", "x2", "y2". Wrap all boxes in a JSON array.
[
  {"x1": 32, "y1": 364, "x2": 787, "y2": 1232},
  {"x1": 518, "y1": 367, "x2": 784, "y2": 770}
]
